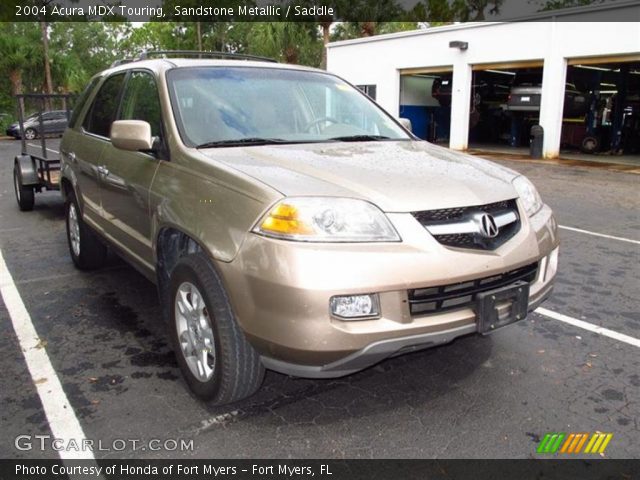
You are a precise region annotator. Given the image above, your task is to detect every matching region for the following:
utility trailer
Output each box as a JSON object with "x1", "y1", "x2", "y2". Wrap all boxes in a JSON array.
[{"x1": 12, "y1": 93, "x2": 73, "y2": 211}]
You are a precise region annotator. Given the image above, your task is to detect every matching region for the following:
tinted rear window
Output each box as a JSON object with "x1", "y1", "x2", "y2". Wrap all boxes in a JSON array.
[
  {"x1": 83, "y1": 73, "x2": 126, "y2": 137},
  {"x1": 69, "y1": 78, "x2": 100, "y2": 128}
]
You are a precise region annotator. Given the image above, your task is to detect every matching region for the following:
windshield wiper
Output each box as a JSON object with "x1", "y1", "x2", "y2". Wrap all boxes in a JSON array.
[
  {"x1": 327, "y1": 135, "x2": 392, "y2": 142},
  {"x1": 195, "y1": 137, "x2": 291, "y2": 148}
]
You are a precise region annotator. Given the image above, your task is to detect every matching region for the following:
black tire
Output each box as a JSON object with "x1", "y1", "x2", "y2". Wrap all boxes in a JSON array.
[
  {"x1": 168, "y1": 253, "x2": 264, "y2": 404},
  {"x1": 65, "y1": 192, "x2": 107, "y2": 270},
  {"x1": 580, "y1": 136, "x2": 599, "y2": 154},
  {"x1": 24, "y1": 128, "x2": 37, "y2": 140},
  {"x1": 13, "y1": 166, "x2": 35, "y2": 211}
]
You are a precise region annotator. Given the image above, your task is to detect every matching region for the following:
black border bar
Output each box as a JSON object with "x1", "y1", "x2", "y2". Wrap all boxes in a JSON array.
[
  {"x1": 2, "y1": 459, "x2": 640, "y2": 480},
  {"x1": 2, "y1": 0, "x2": 640, "y2": 22}
]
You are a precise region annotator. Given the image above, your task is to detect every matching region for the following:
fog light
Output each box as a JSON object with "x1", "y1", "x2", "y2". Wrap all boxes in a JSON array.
[
  {"x1": 544, "y1": 246, "x2": 559, "y2": 281},
  {"x1": 330, "y1": 294, "x2": 380, "y2": 320}
]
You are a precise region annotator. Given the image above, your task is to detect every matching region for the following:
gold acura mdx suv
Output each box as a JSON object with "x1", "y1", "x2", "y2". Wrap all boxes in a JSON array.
[{"x1": 60, "y1": 52, "x2": 559, "y2": 404}]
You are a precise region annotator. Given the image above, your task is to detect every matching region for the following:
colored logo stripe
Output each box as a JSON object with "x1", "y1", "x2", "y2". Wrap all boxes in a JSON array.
[
  {"x1": 538, "y1": 432, "x2": 613, "y2": 454},
  {"x1": 584, "y1": 433, "x2": 613, "y2": 454},
  {"x1": 560, "y1": 433, "x2": 588, "y2": 453},
  {"x1": 537, "y1": 433, "x2": 566, "y2": 453}
]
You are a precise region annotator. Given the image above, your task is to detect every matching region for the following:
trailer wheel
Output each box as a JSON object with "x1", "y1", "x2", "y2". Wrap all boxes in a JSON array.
[
  {"x1": 24, "y1": 128, "x2": 37, "y2": 140},
  {"x1": 580, "y1": 136, "x2": 599, "y2": 154},
  {"x1": 13, "y1": 166, "x2": 35, "y2": 211},
  {"x1": 65, "y1": 192, "x2": 107, "y2": 270}
]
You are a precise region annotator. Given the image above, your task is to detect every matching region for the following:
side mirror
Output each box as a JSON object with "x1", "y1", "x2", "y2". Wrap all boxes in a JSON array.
[
  {"x1": 399, "y1": 117, "x2": 412, "y2": 133},
  {"x1": 111, "y1": 120, "x2": 153, "y2": 151}
]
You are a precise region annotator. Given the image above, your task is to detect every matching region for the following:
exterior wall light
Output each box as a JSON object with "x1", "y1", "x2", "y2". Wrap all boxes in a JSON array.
[{"x1": 449, "y1": 41, "x2": 469, "y2": 51}]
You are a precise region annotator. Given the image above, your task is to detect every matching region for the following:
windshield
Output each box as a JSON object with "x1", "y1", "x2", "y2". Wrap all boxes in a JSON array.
[{"x1": 166, "y1": 67, "x2": 410, "y2": 147}]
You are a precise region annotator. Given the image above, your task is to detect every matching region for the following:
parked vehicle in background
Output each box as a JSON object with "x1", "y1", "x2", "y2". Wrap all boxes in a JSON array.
[
  {"x1": 507, "y1": 75, "x2": 588, "y2": 117},
  {"x1": 6, "y1": 110, "x2": 70, "y2": 139},
  {"x1": 59, "y1": 51, "x2": 559, "y2": 405}
]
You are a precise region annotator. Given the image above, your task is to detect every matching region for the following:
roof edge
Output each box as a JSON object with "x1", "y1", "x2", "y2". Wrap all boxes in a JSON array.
[{"x1": 327, "y1": 0, "x2": 640, "y2": 49}]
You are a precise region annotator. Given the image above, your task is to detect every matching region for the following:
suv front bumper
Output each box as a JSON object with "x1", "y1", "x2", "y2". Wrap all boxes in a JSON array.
[{"x1": 217, "y1": 202, "x2": 559, "y2": 378}]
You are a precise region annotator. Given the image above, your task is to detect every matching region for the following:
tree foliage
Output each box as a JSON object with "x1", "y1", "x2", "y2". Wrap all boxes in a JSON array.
[{"x1": 533, "y1": 0, "x2": 608, "y2": 10}]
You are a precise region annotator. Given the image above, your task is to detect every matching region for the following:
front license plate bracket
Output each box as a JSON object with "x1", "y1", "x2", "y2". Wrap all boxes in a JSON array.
[{"x1": 476, "y1": 281, "x2": 530, "y2": 334}]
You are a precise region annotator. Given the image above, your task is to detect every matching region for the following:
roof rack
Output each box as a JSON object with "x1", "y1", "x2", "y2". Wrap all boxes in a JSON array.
[
  {"x1": 110, "y1": 58, "x2": 135, "y2": 68},
  {"x1": 136, "y1": 50, "x2": 278, "y2": 63}
]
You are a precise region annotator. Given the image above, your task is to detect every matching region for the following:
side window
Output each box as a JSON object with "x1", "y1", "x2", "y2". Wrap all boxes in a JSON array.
[
  {"x1": 119, "y1": 71, "x2": 162, "y2": 138},
  {"x1": 356, "y1": 84, "x2": 377, "y2": 101},
  {"x1": 83, "y1": 73, "x2": 126, "y2": 138}
]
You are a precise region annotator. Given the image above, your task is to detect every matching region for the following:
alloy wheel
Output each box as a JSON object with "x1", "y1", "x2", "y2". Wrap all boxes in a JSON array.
[
  {"x1": 68, "y1": 203, "x2": 81, "y2": 257},
  {"x1": 174, "y1": 282, "x2": 216, "y2": 382}
]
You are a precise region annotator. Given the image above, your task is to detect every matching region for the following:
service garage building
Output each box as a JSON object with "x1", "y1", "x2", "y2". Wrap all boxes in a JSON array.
[{"x1": 327, "y1": 3, "x2": 640, "y2": 159}]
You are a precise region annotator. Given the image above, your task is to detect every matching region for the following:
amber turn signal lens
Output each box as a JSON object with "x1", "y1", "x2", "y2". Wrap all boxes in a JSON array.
[{"x1": 259, "y1": 203, "x2": 314, "y2": 236}]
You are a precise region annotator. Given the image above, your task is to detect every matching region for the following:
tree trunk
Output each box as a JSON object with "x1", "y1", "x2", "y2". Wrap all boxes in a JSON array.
[
  {"x1": 196, "y1": 21, "x2": 202, "y2": 52},
  {"x1": 40, "y1": 21, "x2": 53, "y2": 109},
  {"x1": 361, "y1": 22, "x2": 376, "y2": 37},
  {"x1": 284, "y1": 46, "x2": 298, "y2": 65},
  {"x1": 9, "y1": 69, "x2": 25, "y2": 118},
  {"x1": 320, "y1": 22, "x2": 331, "y2": 70}
]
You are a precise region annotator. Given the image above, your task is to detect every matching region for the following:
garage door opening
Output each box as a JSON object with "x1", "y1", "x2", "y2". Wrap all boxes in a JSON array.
[
  {"x1": 399, "y1": 69, "x2": 452, "y2": 144},
  {"x1": 468, "y1": 63, "x2": 544, "y2": 153},
  {"x1": 562, "y1": 59, "x2": 640, "y2": 157}
]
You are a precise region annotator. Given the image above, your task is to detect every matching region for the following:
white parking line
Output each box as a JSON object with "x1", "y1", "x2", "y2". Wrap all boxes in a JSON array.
[
  {"x1": 0, "y1": 248, "x2": 94, "y2": 460},
  {"x1": 27, "y1": 143, "x2": 59, "y2": 154},
  {"x1": 559, "y1": 225, "x2": 640, "y2": 245},
  {"x1": 536, "y1": 307, "x2": 640, "y2": 349}
]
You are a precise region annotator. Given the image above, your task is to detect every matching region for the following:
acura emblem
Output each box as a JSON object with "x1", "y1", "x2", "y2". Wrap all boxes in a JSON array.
[{"x1": 477, "y1": 213, "x2": 499, "y2": 238}]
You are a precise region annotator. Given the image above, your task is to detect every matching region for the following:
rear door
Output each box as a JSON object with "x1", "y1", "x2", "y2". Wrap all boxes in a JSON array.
[
  {"x1": 40, "y1": 112, "x2": 55, "y2": 134},
  {"x1": 51, "y1": 111, "x2": 68, "y2": 134},
  {"x1": 99, "y1": 70, "x2": 164, "y2": 272},
  {"x1": 73, "y1": 73, "x2": 126, "y2": 232}
]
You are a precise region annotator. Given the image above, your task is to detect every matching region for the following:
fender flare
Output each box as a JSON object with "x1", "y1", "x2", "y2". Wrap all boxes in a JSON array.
[{"x1": 14, "y1": 155, "x2": 39, "y2": 186}]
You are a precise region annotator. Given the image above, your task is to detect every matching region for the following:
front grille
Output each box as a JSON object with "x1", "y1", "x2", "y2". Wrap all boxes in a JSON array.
[
  {"x1": 412, "y1": 199, "x2": 520, "y2": 250},
  {"x1": 431, "y1": 233, "x2": 475, "y2": 248},
  {"x1": 408, "y1": 262, "x2": 538, "y2": 316},
  {"x1": 413, "y1": 200, "x2": 512, "y2": 224}
]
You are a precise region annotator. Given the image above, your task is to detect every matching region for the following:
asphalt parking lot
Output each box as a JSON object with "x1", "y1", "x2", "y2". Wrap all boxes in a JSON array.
[{"x1": 1, "y1": 138, "x2": 638, "y2": 460}]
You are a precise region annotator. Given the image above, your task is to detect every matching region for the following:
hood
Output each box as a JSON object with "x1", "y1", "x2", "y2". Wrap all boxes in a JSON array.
[{"x1": 200, "y1": 140, "x2": 520, "y2": 212}]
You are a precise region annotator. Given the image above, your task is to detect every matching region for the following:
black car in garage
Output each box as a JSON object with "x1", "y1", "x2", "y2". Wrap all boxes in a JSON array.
[
  {"x1": 507, "y1": 74, "x2": 588, "y2": 118},
  {"x1": 5, "y1": 110, "x2": 70, "y2": 139}
]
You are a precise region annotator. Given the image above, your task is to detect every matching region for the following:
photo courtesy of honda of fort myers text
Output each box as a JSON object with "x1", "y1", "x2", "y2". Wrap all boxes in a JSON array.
[{"x1": 0, "y1": 0, "x2": 639, "y2": 479}]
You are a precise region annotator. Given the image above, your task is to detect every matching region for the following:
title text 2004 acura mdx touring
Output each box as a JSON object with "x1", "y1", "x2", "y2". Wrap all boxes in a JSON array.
[{"x1": 60, "y1": 53, "x2": 559, "y2": 405}]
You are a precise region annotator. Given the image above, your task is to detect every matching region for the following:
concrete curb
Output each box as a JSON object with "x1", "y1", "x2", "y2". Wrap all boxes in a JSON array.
[{"x1": 468, "y1": 149, "x2": 640, "y2": 175}]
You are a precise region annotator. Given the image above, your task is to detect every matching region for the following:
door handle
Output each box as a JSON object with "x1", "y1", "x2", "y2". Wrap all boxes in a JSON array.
[
  {"x1": 65, "y1": 151, "x2": 76, "y2": 163},
  {"x1": 97, "y1": 165, "x2": 109, "y2": 176}
]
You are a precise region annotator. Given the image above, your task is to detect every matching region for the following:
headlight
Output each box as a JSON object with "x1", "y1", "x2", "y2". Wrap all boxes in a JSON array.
[
  {"x1": 253, "y1": 197, "x2": 401, "y2": 242},
  {"x1": 512, "y1": 176, "x2": 543, "y2": 217}
]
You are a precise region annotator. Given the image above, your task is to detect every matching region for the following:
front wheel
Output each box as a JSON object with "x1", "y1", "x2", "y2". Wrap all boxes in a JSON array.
[
  {"x1": 24, "y1": 128, "x2": 37, "y2": 140},
  {"x1": 580, "y1": 136, "x2": 599, "y2": 154},
  {"x1": 168, "y1": 253, "x2": 264, "y2": 405},
  {"x1": 65, "y1": 192, "x2": 107, "y2": 270}
]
